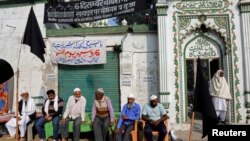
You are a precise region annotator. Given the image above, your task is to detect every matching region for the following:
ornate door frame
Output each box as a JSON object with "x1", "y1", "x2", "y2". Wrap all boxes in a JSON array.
[{"x1": 172, "y1": 11, "x2": 241, "y2": 123}]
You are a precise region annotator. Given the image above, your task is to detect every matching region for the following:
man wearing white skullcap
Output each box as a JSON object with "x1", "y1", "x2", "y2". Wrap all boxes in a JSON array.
[
  {"x1": 60, "y1": 88, "x2": 86, "y2": 141},
  {"x1": 74, "y1": 88, "x2": 81, "y2": 93},
  {"x1": 142, "y1": 94, "x2": 168, "y2": 141},
  {"x1": 5, "y1": 91, "x2": 36, "y2": 141},
  {"x1": 115, "y1": 94, "x2": 140, "y2": 141},
  {"x1": 91, "y1": 88, "x2": 115, "y2": 141},
  {"x1": 96, "y1": 88, "x2": 105, "y2": 93},
  {"x1": 149, "y1": 95, "x2": 158, "y2": 101}
]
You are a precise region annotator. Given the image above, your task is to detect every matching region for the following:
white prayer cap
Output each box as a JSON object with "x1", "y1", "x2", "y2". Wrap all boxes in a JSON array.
[
  {"x1": 20, "y1": 87, "x2": 28, "y2": 96},
  {"x1": 149, "y1": 95, "x2": 158, "y2": 101},
  {"x1": 96, "y1": 88, "x2": 104, "y2": 93},
  {"x1": 74, "y1": 88, "x2": 81, "y2": 92},
  {"x1": 128, "y1": 94, "x2": 135, "y2": 98}
]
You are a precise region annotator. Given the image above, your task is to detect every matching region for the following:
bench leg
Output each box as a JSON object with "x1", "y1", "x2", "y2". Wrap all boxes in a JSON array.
[{"x1": 27, "y1": 122, "x2": 34, "y2": 141}]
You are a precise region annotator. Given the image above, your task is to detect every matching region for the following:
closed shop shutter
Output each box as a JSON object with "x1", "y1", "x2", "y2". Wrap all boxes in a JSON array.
[{"x1": 58, "y1": 52, "x2": 120, "y2": 112}]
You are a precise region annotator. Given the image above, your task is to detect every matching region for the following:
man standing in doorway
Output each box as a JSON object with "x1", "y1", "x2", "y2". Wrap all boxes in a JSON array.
[{"x1": 210, "y1": 69, "x2": 232, "y2": 122}]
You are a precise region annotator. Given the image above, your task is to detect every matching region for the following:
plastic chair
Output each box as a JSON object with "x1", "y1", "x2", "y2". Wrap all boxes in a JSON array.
[
  {"x1": 142, "y1": 119, "x2": 169, "y2": 141},
  {"x1": 112, "y1": 118, "x2": 138, "y2": 141},
  {"x1": 130, "y1": 120, "x2": 138, "y2": 141}
]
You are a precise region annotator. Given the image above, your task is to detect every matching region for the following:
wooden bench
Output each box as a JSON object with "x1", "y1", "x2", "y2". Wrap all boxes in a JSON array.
[
  {"x1": 44, "y1": 113, "x2": 91, "y2": 139},
  {"x1": 44, "y1": 112, "x2": 120, "y2": 140},
  {"x1": 27, "y1": 121, "x2": 34, "y2": 141}
]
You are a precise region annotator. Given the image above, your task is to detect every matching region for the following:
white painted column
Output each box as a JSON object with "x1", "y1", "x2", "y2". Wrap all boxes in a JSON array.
[
  {"x1": 239, "y1": 2, "x2": 250, "y2": 123},
  {"x1": 156, "y1": 3, "x2": 170, "y2": 112}
]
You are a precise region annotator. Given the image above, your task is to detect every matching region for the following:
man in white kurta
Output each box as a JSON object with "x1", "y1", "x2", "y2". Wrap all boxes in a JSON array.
[
  {"x1": 210, "y1": 70, "x2": 232, "y2": 122},
  {"x1": 5, "y1": 91, "x2": 36, "y2": 140},
  {"x1": 60, "y1": 88, "x2": 86, "y2": 141}
]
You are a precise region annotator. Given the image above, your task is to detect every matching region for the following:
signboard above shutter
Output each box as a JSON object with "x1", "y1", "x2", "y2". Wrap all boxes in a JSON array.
[{"x1": 50, "y1": 39, "x2": 106, "y2": 65}]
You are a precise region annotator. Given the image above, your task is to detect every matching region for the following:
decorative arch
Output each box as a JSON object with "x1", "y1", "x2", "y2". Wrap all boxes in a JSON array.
[
  {"x1": 182, "y1": 32, "x2": 225, "y2": 121},
  {"x1": 183, "y1": 33, "x2": 223, "y2": 60},
  {"x1": 173, "y1": 12, "x2": 241, "y2": 123}
]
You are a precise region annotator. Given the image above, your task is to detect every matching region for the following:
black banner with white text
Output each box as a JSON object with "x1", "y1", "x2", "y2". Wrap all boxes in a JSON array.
[{"x1": 44, "y1": 0, "x2": 148, "y2": 23}]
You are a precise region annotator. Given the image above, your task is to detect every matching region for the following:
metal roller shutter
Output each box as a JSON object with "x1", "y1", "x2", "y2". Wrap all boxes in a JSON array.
[{"x1": 58, "y1": 52, "x2": 120, "y2": 112}]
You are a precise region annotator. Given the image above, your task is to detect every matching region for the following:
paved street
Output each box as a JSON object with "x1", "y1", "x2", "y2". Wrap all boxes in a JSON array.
[
  {"x1": 0, "y1": 127, "x2": 207, "y2": 141},
  {"x1": 174, "y1": 128, "x2": 207, "y2": 141},
  {"x1": 171, "y1": 119, "x2": 207, "y2": 141},
  {"x1": 0, "y1": 120, "x2": 207, "y2": 141}
]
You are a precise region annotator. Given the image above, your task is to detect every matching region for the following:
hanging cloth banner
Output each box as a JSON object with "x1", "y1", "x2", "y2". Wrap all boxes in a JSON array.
[
  {"x1": 44, "y1": 0, "x2": 148, "y2": 23},
  {"x1": 50, "y1": 40, "x2": 106, "y2": 65}
]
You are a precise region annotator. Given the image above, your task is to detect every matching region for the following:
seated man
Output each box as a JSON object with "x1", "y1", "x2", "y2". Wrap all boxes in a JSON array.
[
  {"x1": 142, "y1": 95, "x2": 167, "y2": 141},
  {"x1": 35, "y1": 89, "x2": 64, "y2": 141},
  {"x1": 60, "y1": 88, "x2": 86, "y2": 141},
  {"x1": 5, "y1": 91, "x2": 36, "y2": 141},
  {"x1": 115, "y1": 94, "x2": 140, "y2": 141},
  {"x1": 91, "y1": 88, "x2": 115, "y2": 141}
]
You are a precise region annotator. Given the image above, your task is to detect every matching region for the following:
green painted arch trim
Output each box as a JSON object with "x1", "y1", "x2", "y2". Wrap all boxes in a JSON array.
[
  {"x1": 160, "y1": 92, "x2": 170, "y2": 95},
  {"x1": 246, "y1": 102, "x2": 250, "y2": 108},
  {"x1": 239, "y1": 3, "x2": 250, "y2": 13},
  {"x1": 46, "y1": 24, "x2": 157, "y2": 37},
  {"x1": 244, "y1": 91, "x2": 250, "y2": 95},
  {"x1": 158, "y1": 14, "x2": 168, "y2": 16}
]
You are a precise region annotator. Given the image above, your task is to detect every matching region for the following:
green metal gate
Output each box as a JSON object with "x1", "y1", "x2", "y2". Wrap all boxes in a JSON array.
[{"x1": 58, "y1": 52, "x2": 120, "y2": 112}]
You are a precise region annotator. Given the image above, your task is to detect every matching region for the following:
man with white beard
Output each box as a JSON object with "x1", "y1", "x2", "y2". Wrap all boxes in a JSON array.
[
  {"x1": 115, "y1": 94, "x2": 140, "y2": 141},
  {"x1": 60, "y1": 88, "x2": 86, "y2": 141},
  {"x1": 5, "y1": 91, "x2": 36, "y2": 141}
]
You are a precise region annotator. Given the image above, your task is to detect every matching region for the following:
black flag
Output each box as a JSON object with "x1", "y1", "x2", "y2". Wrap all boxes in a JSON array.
[
  {"x1": 0, "y1": 59, "x2": 14, "y2": 84},
  {"x1": 22, "y1": 7, "x2": 46, "y2": 62},
  {"x1": 193, "y1": 58, "x2": 218, "y2": 138}
]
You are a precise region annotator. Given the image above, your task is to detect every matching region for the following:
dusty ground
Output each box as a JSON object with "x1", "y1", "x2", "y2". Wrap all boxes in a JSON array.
[
  {"x1": 0, "y1": 121, "x2": 206, "y2": 141},
  {"x1": 0, "y1": 130, "x2": 206, "y2": 141}
]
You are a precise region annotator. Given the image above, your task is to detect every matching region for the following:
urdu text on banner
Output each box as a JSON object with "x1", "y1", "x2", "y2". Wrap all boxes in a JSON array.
[
  {"x1": 44, "y1": 0, "x2": 148, "y2": 23},
  {"x1": 50, "y1": 40, "x2": 106, "y2": 65}
]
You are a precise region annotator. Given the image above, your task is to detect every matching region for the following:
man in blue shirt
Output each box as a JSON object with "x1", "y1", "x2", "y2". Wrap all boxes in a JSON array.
[
  {"x1": 142, "y1": 95, "x2": 167, "y2": 141},
  {"x1": 115, "y1": 94, "x2": 141, "y2": 141}
]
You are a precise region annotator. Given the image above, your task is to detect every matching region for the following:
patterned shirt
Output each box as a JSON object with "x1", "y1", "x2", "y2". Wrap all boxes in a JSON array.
[
  {"x1": 91, "y1": 96, "x2": 115, "y2": 122},
  {"x1": 42, "y1": 97, "x2": 64, "y2": 118}
]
